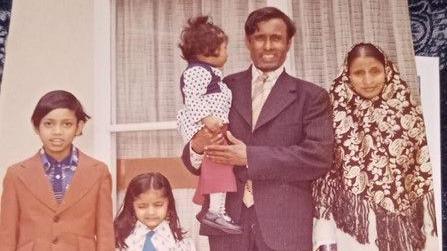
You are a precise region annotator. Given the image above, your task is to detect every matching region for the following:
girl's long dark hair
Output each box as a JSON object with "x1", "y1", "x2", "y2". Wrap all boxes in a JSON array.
[{"x1": 114, "y1": 172, "x2": 185, "y2": 249}]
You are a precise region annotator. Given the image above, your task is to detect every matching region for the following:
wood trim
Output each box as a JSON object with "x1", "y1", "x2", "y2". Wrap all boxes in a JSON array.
[{"x1": 117, "y1": 157, "x2": 198, "y2": 191}]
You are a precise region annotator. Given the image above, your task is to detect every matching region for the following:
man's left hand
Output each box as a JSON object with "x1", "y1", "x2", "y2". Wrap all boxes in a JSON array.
[{"x1": 204, "y1": 131, "x2": 248, "y2": 166}]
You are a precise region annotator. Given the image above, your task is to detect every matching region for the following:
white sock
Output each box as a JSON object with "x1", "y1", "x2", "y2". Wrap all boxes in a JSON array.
[{"x1": 209, "y1": 192, "x2": 226, "y2": 215}]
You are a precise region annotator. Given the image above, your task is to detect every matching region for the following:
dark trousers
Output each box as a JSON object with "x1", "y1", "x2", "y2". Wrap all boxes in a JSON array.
[{"x1": 208, "y1": 206, "x2": 275, "y2": 251}]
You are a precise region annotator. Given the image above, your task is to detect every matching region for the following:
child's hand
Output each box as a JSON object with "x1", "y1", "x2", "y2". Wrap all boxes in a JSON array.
[
  {"x1": 191, "y1": 127, "x2": 225, "y2": 154},
  {"x1": 201, "y1": 116, "x2": 222, "y2": 133}
]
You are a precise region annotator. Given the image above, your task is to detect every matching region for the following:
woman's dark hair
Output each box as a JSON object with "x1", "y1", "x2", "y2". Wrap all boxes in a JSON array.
[
  {"x1": 31, "y1": 90, "x2": 90, "y2": 128},
  {"x1": 347, "y1": 43, "x2": 386, "y2": 74},
  {"x1": 245, "y1": 7, "x2": 296, "y2": 40},
  {"x1": 114, "y1": 172, "x2": 185, "y2": 249},
  {"x1": 179, "y1": 15, "x2": 228, "y2": 61}
]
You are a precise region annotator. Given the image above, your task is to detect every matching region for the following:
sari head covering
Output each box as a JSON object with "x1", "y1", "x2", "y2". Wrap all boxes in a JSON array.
[{"x1": 313, "y1": 43, "x2": 436, "y2": 251}]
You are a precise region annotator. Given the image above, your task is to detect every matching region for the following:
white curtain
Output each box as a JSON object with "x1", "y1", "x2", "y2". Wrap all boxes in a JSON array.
[
  {"x1": 291, "y1": 0, "x2": 418, "y2": 96},
  {"x1": 116, "y1": 0, "x2": 418, "y2": 158},
  {"x1": 115, "y1": 0, "x2": 266, "y2": 158}
]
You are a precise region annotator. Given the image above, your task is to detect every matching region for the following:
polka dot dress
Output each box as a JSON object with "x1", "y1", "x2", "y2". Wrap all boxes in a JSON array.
[{"x1": 177, "y1": 64, "x2": 232, "y2": 142}]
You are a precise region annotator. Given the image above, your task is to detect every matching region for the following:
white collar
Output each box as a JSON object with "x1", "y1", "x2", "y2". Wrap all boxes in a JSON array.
[{"x1": 126, "y1": 220, "x2": 177, "y2": 250}]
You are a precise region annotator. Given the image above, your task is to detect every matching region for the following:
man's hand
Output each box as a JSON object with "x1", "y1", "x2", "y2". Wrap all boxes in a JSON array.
[
  {"x1": 191, "y1": 126, "x2": 225, "y2": 154},
  {"x1": 204, "y1": 131, "x2": 247, "y2": 166}
]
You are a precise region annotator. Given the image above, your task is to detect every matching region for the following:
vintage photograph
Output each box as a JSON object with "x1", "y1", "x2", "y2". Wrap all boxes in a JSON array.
[{"x1": 0, "y1": 1, "x2": 445, "y2": 250}]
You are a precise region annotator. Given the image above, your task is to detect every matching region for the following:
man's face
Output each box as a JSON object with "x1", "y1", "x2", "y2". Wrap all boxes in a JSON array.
[{"x1": 245, "y1": 18, "x2": 291, "y2": 72}]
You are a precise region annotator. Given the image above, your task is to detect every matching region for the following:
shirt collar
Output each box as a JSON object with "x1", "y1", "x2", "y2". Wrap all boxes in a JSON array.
[
  {"x1": 129, "y1": 220, "x2": 177, "y2": 249},
  {"x1": 251, "y1": 64, "x2": 285, "y2": 84},
  {"x1": 136, "y1": 220, "x2": 175, "y2": 243},
  {"x1": 134, "y1": 220, "x2": 170, "y2": 235},
  {"x1": 40, "y1": 145, "x2": 79, "y2": 173}
]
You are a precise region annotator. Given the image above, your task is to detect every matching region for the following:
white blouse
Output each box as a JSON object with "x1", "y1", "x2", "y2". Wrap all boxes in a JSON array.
[{"x1": 124, "y1": 220, "x2": 196, "y2": 251}]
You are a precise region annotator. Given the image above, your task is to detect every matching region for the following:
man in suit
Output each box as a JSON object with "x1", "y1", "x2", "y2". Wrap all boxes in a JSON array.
[{"x1": 182, "y1": 7, "x2": 334, "y2": 251}]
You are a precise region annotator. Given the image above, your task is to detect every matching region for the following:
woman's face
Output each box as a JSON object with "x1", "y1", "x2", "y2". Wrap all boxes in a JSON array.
[{"x1": 349, "y1": 56, "x2": 386, "y2": 99}]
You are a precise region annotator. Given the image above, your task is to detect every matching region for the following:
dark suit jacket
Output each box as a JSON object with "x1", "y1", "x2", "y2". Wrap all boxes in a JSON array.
[{"x1": 182, "y1": 67, "x2": 334, "y2": 250}]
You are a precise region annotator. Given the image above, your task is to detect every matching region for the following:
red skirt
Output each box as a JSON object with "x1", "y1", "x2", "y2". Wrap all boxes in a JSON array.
[
  {"x1": 192, "y1": 126, "x2": 237, "y2": 205},
  {"x1": 192, "y1": 157, "x2": 236, "y2": 205}
]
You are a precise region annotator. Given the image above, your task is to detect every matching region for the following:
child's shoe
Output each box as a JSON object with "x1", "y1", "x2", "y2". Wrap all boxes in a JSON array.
[{"x1": 201, "y1": 211, "x2": 243, "y2": 234}]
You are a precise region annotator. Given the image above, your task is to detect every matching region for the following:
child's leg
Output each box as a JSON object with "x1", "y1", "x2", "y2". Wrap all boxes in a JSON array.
[
  {"x1": 209, "y1": 192, "x2": 226, "y2": 214},
  {"x1": 203, "y1": 191, "x2": 242, "y2": 234},
  {"x1": 198, "y1": 125, "x2": 242, "y2": 234}
]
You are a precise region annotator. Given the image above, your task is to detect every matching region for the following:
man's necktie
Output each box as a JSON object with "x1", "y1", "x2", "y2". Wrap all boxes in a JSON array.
[
  {"x1": 251, "y1": 73, "x2": 269, "y2": 128},
  {"x1": 243, "y1": 73, "x2": 269, "y2": 208},
  {"x1": 142, "y1": 231, "x2": 156, "y2": 251}
]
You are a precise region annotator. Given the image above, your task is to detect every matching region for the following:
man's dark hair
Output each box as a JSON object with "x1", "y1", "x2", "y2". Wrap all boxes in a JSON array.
[
  {"x1": 31, "y1": 90, "x2": 90, "y2": 128},
  {"x1": 245, "y1": 7, "x2": 296, "y2": 40},
  {"x1": 179, "y1": 15, "x2": 228, "y2": 61}
]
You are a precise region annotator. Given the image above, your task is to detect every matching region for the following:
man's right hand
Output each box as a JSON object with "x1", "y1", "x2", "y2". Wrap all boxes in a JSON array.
[{"x1": 191, "y1": 126, "x2": 224, "y2": 154}]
